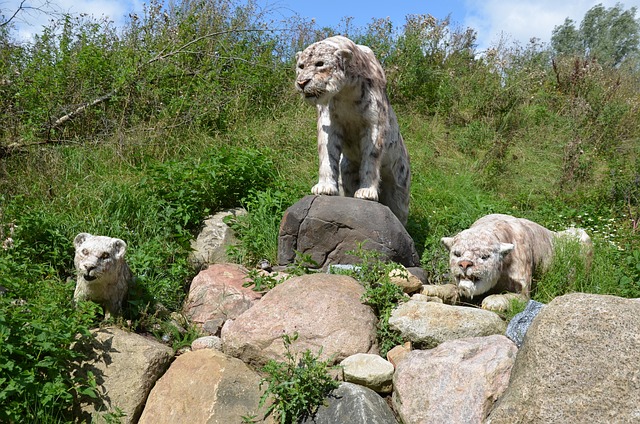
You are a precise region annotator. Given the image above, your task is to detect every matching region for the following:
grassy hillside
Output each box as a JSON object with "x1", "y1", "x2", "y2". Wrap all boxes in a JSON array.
[{"x1": 1, "y1": 1, "x2": 640, "y2": 421}]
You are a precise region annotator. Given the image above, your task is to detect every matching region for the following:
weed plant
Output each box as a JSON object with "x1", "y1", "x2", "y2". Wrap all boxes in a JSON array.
[
  {"x1": 257, "y1": 333, "x2": 340, "y2": 424},
  {"x1": 338, "y1": 245, "x2": 407, "y2": 356}
]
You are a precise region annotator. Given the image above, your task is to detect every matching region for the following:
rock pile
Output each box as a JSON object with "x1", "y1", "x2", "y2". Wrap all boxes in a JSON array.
[{"x1": 73, "y1": 197, "x2": 640, "y2": 423}]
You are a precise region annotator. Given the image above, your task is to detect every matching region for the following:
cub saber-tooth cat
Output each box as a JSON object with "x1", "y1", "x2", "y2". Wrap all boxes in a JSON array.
[
  {"x1": 295, "y1": 35, "x2": 411, "y2": 225},
  {"x1": 73, "y1": 233, "x2": 132, "y2": 319}
]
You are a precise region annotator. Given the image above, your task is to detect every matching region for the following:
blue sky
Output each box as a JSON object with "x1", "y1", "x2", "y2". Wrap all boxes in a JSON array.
[{"x1": 4, "y1": 0, "x2": 640, "y2": 51}]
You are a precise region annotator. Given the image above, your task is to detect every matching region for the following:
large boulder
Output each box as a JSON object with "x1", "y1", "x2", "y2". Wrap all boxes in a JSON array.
[
  {"x1": 138, "y1": 348, "x2": 273, "y2": 423},
  {"x1": 486, "y1": 293, "x2": 640, "y2": 423},
  {"x1": 221, "y1": 273, "x2": 378, "y2": 367},
  {"x1": 389, "y1": 297, "x2": 507, "y2": 349},
  {"x1": 393, "y1": 335, "x2": 517, "y2": 424},
  {"x1": 278, "y1": 195, "x2": 420, "y2": 270},
  {"x1": 183, "y1": 263, "x2": 261, "y2": 332},
  {"x1": 72, "y1": 327, "x2": 174, "y2": 423}
]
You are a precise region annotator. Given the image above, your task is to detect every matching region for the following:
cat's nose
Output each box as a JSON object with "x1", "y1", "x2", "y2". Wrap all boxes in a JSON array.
[{"x1": 459, "y1": 260, "x2": 473, "y2": 271}]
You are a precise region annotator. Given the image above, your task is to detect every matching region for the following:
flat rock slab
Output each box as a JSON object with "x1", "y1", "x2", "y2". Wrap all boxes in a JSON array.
[
  {"x1": 221, "y1": 273, "x2": 378, "y2": 367},
  {"x1": 389, "y1": 298, "x2": 507, "y2": 349}
]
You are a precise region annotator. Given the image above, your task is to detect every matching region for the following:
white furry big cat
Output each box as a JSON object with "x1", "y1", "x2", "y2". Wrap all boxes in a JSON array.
[
  {"x1": 440, "y1": 214, "x2": 592, "y2": 310},
  {"x1": 73, "y1": 233, "x2": 132, "y2": 318},
  {"x1": 295, "y1": 36, "x2": 411, "y2": 225}
]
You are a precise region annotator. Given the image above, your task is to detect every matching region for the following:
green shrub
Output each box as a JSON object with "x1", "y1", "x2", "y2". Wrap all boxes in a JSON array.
[
  {"x1": 0, "y1": 254, "x2": 99, "y2": 422},
  {"x1": 258, "y1": 333, "x2": 340, "y2": 424},
  {"x1": 145, "y1": 147, "x2": 277, "y2": 234}
]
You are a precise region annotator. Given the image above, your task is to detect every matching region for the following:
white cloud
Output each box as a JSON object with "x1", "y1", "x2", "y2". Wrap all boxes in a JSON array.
[
  {"x1": 464, "y1": 0, "x2": 640, "y2": 51},
  {"x1": 3, "y1": 0, "x2": 141, "y2": 41}
]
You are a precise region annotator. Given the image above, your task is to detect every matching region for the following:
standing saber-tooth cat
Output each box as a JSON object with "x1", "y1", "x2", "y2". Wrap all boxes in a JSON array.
[
  {"x1": 295, "y1": 35, "x2": 411, "y2": 225},
  {"x1": 73, "y1": 233, "x2": 133, "y2": 319}
]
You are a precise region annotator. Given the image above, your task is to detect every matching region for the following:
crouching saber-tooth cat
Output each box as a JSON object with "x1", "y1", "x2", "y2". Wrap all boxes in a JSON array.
[
  {"x1": 438, "y1": 214, "x2": 592, "y2": 311},
  {"x1": 295, "y1": 35, "x2": 411, "y2": 225}
]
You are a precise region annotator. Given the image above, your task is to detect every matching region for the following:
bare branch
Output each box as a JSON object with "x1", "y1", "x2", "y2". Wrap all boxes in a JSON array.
[
  {"x1": 49, "y1": 91, "x2": 115, "y2": 130},
  {"x1": 1, "y1": 0, "x2": 59, "y2": 28},
  {"x1": 1, "y1": 0, "x2": 27, "y2": 27}
]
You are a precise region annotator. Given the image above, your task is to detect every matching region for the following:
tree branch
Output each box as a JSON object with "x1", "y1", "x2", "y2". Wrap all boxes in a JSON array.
[{"x1": 49, "y1": 91, "x2": 115, "y2": 130}]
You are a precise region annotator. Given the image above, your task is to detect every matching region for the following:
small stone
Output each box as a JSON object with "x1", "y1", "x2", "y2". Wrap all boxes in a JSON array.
[
  {"x1": 386, "y1": 342, "x2": 411, "y2": 369},
  {"x1": 505, "y1": 299, "x2": 545, "y2": 348},
  {"x1": 340, "y1": 353, "x2": 395, "y2": 393},
  {"x1": 191, "y1": 336, "x2": 222, "y2": 351}
]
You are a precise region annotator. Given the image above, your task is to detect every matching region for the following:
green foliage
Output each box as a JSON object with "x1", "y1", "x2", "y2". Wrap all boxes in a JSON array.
[
  {"x1": 503, "y1": 297, "x2": 529, "y2": 323},
  {"x1": 258, "y1": 333, "x2": 340, "y2": 424},
  {"x1": 285, "y1": 251, "x2": 320, "y2": 276},
  {"x1": 0, "y1": 253, "x2": 99, "y2": 422},
  {"x1": 243, "y1": 269, "x2": 284, "y2": 293},
  {"x1": 225, "y1": 187, "x2": 296, "y2": 266},
  {"x1": 551, "y1": 3, "x2": 640, "y2": 66},
  {"x1": 341, "y1": 245, "x2": 406, "y2": 356},
  {"x1": 534, "y1": 237, "x2": 640, "y2": 303},
  {"x1": 146, "y1": 147, "x2": 277, "y2": 235},
  {"x1": 386, "y1": 15, "x2": 478, "y2": 114}
]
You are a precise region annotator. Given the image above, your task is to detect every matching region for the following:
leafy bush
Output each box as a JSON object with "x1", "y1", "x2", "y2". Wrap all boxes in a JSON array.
[
  {"x1": 0, "y1": 254, "x2": 99, "y2": 422},
  {"x1": 258, "y1": 333, "x2": 340, "y2": 424},
  {"x1": 145, "y1": 147, "x2": 277, "y2": 234}
]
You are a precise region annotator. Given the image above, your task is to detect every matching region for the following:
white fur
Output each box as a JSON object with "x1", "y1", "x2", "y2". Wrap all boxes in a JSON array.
[
  {"x1": 441, "y1": 214, "x2": 592, "y2": 311},
  {"x1": 295, "y1": 36, "x2": 411, "y2": 225},
  {"x1": 73, "y1": 233, "x2": 132, "y2": 319}
]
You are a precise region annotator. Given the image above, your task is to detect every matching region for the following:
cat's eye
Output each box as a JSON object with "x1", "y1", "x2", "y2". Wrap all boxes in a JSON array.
[
  {"x1": 481, "y1": 254, "x2": 490, "y2": 260},
  {"x1": 453, "y1": 251, "x2": 461, "y2": 257},
  {"x1": 298, "y1": 63, "x2": 304, "y2": 69},
  {"x1": 315, "y1": 61, "x2": 325, "y2": 67},
  {"x1": 101, "y1": 252, "x2": 110, "y2": 259}
]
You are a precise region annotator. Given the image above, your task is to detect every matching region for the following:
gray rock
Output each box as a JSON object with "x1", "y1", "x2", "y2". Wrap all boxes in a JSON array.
[
  {"x1": 389, "y1": 299, "x2": 507, "y2": 349},
  {"x1": 505, "y1": 299, "x2": 545, "y2": 348},
  {"x1": 302, "y1": 382, "x2": 399, "y2": 424},
  {"x1": 72, "y1": 327, "x2": 174, "y2": 423},
  {"x1": 191, "y1": 335, "x2": 222, "y2": 351},
  {"x1": 486, "y1": 293, "x2": 640, "y2": 424},
  {"x1": 189, "y1": 208, "x2": 246, "y2": 269},
  {"x1": 278, "y1": 195, "x2": 419, "y2": 270},
  {"x1": 393, "y1": 335, "x2": 516, "y2": 424}
]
